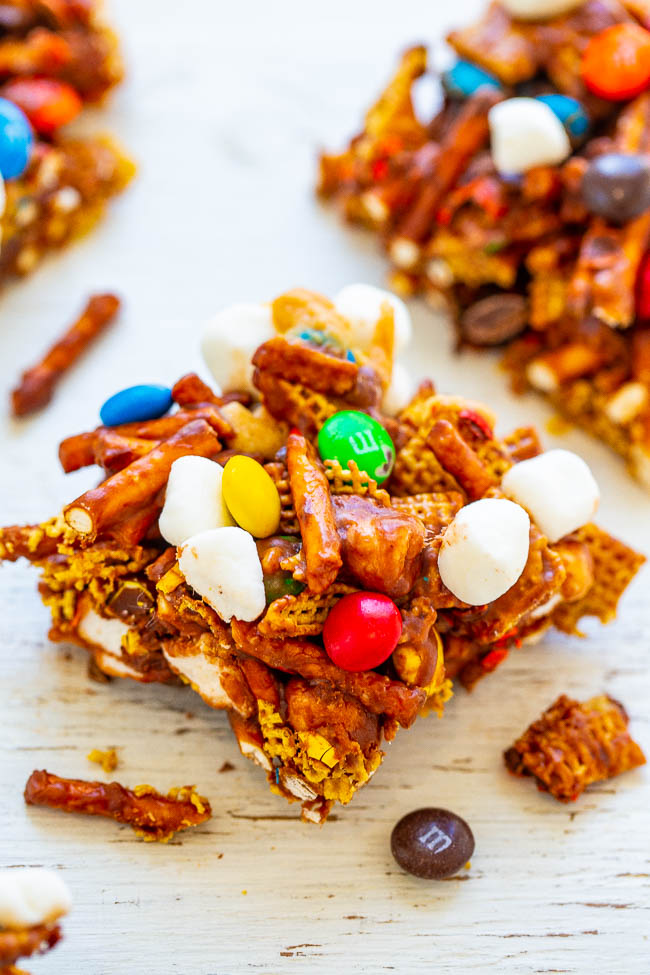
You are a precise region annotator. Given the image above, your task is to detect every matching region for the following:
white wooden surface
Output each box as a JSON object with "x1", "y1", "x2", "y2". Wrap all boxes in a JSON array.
[{"x1": 1, "y1": 2, "x2": 649, "y2": 972}]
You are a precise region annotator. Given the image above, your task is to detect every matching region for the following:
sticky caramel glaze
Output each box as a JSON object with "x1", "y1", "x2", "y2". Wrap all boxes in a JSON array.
[{"x1": 332, "y1": 494, "x2": 425, "y2": 599}]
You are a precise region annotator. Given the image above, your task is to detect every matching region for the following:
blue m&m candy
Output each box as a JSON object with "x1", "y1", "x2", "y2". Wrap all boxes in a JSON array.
[
  {"x1": 0, "y1": 97, "x2": 33, "y2": 179},
  {"x1": 100, "y1": 384, "x2": 173, "y2": 426},
  {"x1": 442, "y1": 61, "x2": 501, "y2": 100},
  {"x1": 535, "y1": 94, "x2": 589, "y2": 141}
]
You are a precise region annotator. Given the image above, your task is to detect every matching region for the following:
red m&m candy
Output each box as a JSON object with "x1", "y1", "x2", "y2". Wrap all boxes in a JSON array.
[
  {"x1": 1, "y1": 78, "x2": 82, "y2": 135},
  {"x1": 323, "y1": 592, "x2": 402, "y2": 672},
  {"x1": 582, "y1": 24, "x2": 650, "y2": 101}
]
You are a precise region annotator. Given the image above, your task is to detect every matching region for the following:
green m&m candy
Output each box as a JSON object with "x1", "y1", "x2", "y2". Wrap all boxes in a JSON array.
[{"x1": 317, "y1": 410, "x2": 395, "y2": 484}]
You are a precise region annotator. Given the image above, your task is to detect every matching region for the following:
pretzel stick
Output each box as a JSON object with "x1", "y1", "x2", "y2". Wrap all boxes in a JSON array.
[
  {"x1": 92, "y1": 429, "x2": 161, "y2": 473},
  {"x1": 11, "y1": 294, "x2": 120, "y2": 416},
  {"x1": 0, "y1": 923, "x2": 61, "y2": 969},
  {"x1": 232, "y1": 621, "x2": 425, "y2": 728},
  {"x1": 392, "y1": 89, "x2": 501, "y2": 248},
  {"x1": 24, "y1": 769, "x2": 211, "y2": 840},
  {"x1": 286, "y1": 428, "x2": 342, "y2": 593},
  {"x1": 58, "y1": 430, "x2": 97, "y2": 472},
  {"x1": 63, "y1": 419, "x2": 221, "y2": 539},
  {"x1": 58, "y1": 406, "x2": 231, "y2": 473},
  {"x1": 426, "y1": 419, "x2": 496, "y2": 499},
  {"x1": 108, "y1": 494, "x2": 164, "y2": 548}
]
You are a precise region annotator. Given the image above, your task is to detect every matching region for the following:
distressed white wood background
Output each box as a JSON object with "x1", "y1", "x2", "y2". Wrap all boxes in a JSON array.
[{"x1": 1, "y1": 2, "x2": 649, "y2": 972}]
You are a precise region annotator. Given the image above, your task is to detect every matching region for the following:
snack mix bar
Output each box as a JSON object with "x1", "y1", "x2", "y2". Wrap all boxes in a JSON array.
[
  {"x1": 318, "y1": 0, "x2": 650, "y2": 489},
  {"x1": 0, "y1": 868, "x2": 70, "y2": 975},
  {"x1": 0, "y1": 0, "x2": 133, "y2": 292},
  {"x1": 1, "y1": 287, "x2": 644, "y2": 824}
]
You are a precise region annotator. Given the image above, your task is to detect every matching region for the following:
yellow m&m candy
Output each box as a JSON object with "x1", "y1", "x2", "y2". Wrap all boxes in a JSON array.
[{"x1": 222, "y1": 455, "x2": 281, "y2": 538}]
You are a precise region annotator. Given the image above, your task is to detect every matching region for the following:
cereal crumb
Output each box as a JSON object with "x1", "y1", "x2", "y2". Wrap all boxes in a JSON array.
[
  {"x1": 87, "y1": 747, "x2": 118, "y2": 773},
  {"x1": 546, "y1": 414, "x2": 572, "y2": 436}
]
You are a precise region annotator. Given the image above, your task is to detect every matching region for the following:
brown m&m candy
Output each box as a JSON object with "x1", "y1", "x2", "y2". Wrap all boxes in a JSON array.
[{"x1": 390, "y1": 807, "x2": 475, "y2": 879}]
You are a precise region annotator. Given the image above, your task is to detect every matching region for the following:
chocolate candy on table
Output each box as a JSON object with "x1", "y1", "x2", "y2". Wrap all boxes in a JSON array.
[
  {"x1": 391, "y1": 808, "x2": 475, "y2": 880},
  {"x1": 460, "y1": 293, "x2": 528, "y2": 346},
  {"x1": 535, "y1": 94, "x2": 589, "y2": 141},
  {"x1": 442, "y1": 60, "x2": 501, "y2": 99},
  {"x1": 0, "y1": 96, "x2": 33, "y2": 179},
  {"x1": 581, "y1": 153, "x2": 650, "y2": 225},
  {"x1": 317, "y1": 410, "x2": 396, "y2": 483},
  {"x1": 100, "y1": 384, "x2": 173, "y2": 426}
]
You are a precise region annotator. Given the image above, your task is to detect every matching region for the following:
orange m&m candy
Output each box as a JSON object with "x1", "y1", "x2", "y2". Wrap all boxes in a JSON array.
[
  {"x1": 582, "y1": 23, "x2": 650, "y2": 101},
  {"x1": 1, "y1": 78, "x2": 82, "y2": 136}
]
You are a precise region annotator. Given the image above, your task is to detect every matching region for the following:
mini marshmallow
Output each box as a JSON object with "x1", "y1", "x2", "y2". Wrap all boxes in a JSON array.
[
  {"x1": 501, "y1": 0, "x2": 584, "y2": 18},
  {"x1": 489, "y1": 98, "x2": 571, "y2": 175},
  {"x1": 159, "y1": 456, "x2": 234, "y2": 547},
  {"x1": 501, "y1": 449, "x2": 600, "y2": 543},
  {"x1": 178, "y1": 526, "x2": 265, "y2": 623},
  {"x1": 201, "y1": 303, "x2": 274, "y2": 395},
  {"x1": 438, "y1": 498, "x2": 530, "y2": 605},
  {"x1": 383, "y1": 362, "x2": 415, "y2": 416},
  {"x1": 163, "y1": 645, "x2": 237, "y2": 710},
  {"x1": 0, "y1": 868, "x2": 71, "y2": 930},
  {"x1": 334, "y1": 283, "x2": 412, "y2": 354},
  {"x1": 78, "y1": 608, "x2": 130, "y2": 656}
]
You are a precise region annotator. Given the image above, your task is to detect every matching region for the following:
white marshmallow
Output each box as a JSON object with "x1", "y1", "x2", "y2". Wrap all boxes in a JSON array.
[
  {"x1": 178, "y1": 526, "x2": 265, "y2": 623},
  {"x1": 501, "y1": 0, "x2": 584, "y2": 19},
  {"x1": 201, "y1": 303, "x2": 274, "y2": 395},
  {"x1": 383, "y1": 362, "x2": 415, "y2": 416},
  {"x1": 334, "y1": 283, "x2": 412, "y2": 354},
  {"x1": 159, "y1": 456, "x2": 234, "y2": 547},
  {"x1": 501, "y1": 449, "x2": 600, "y2": 543},
  {"x1": 0, "y1": 868, "x2": 71, "y2": 930},
  {"x1": 78, "y1": 608, "x2": 129, "y2": 656},
  {"x1": 438, "y1": 498, "x2": 530, "y2": 605},
  {"x1": 163, "y1": 645, "x2": 237, "y2": 710},
  {"x1": 489, "y1": 98, "x2": 571, "y2": 175}
]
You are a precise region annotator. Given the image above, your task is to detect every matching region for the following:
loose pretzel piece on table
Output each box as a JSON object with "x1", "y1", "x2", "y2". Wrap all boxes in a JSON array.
[
  {"x1": 286, "y1": 428, "x2": 342, "y2": 594},
  {"x1": 24, "y1": 769, "x2": 211, "y2": 841},
  {"x1": 10, "y1": 294, "x2": 120, "y2": 417},
  {"x1": 504, "y1": 694, "x2": 646, "y2": 801},
  {"x1": 63, "y1": 419, "x2": 221, "y2": 540}
]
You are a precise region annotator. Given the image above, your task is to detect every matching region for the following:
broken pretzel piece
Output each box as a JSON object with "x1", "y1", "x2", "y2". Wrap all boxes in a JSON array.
[
  {"x1": 24, "y1": 769, "x2": 211, "y2": 841},
  {"x1": 504, "y1": 694, "x2": 646, "y2": 801}
]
